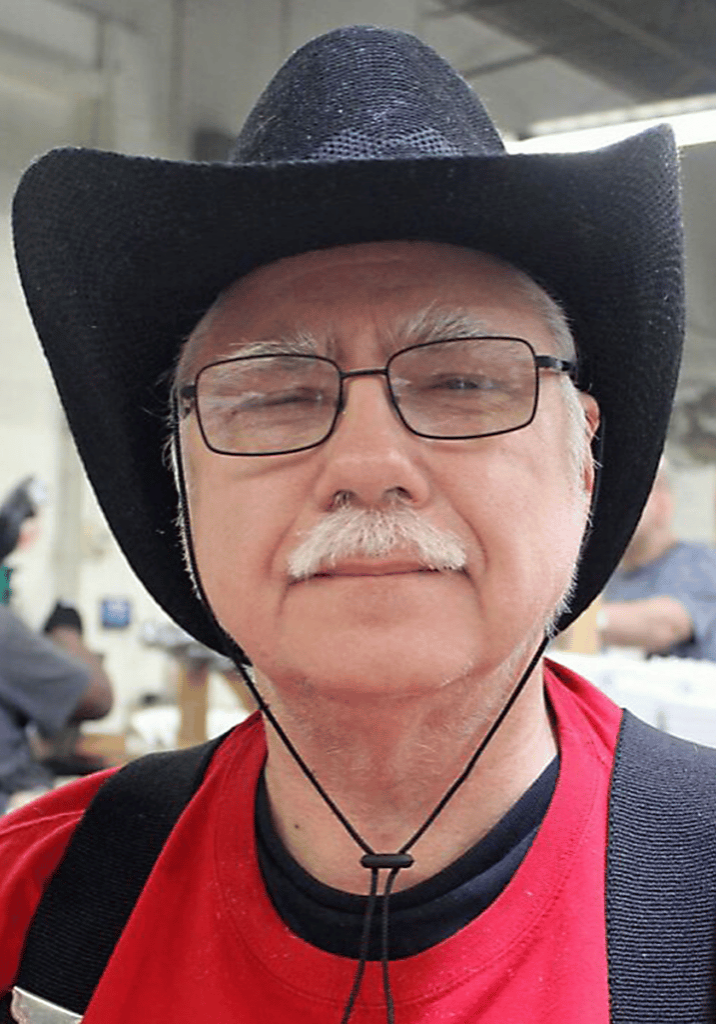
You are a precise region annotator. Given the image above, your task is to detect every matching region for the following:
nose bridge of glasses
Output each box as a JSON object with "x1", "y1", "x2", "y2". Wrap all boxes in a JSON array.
[
  {"x1": 340, "y1": 365, "x2": 391, "y2": 384},
  {"x1": 336, "y1": 365, "x2": 394, "y2": 413}
]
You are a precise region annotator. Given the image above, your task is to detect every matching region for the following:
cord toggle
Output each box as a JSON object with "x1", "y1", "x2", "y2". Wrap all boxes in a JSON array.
[{"x1": 360, "y1": 852, "x2": 415, "y2": 870}]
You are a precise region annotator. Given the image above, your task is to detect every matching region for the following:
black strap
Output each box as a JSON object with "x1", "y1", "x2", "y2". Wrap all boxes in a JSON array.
[
  {"x1": 4, "y1": 733, "x2": 227, "y2": 1019},
  {"x1": 607, "y1": 709, "x2": 716, "y2": 1022}
]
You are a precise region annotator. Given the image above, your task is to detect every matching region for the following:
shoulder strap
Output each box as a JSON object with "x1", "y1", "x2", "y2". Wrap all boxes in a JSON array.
[
  {"x1": 5, "y1": 733, "x2": 227, "y2": 1019},
  {"x1": 607, "y1": 709, "x2": 716, "y2": 1022}
]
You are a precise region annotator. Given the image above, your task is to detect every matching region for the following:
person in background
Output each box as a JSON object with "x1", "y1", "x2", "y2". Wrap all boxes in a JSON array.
[
  {"x1": 0, "y1": 477, "x2": 113, "y2": 812},
  {"x1": 600, "y1": 459, "x2": 716, "y2": 659}
]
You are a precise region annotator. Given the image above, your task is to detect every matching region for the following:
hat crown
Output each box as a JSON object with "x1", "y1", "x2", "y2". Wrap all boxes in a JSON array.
[{"x1": 231, "y1": 26, "x2": 506, "y2": 165}]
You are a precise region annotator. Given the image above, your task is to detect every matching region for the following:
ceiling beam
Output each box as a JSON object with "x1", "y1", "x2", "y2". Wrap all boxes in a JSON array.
[{"x1": 558, "y1": 0, "x2": 716, "y2": 82}]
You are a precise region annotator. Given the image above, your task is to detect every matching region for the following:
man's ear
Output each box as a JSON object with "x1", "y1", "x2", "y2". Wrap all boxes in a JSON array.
[{"x1": 579, "y1": 392, "x2": 601, "y2": 496}]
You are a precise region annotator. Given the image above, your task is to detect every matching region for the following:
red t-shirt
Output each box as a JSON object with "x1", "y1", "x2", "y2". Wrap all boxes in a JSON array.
[{"x1": 0, "y1": 661, "x2": 621, "y2": 1022}]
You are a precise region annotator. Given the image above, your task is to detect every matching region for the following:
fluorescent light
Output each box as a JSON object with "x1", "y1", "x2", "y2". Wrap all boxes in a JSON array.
[{"x1": 507, "y1": 95, "x2": 716, "y2": 153}]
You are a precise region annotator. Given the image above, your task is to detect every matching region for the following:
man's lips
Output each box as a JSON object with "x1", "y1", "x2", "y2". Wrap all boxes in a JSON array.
[
  {"x1": 288, "y1": 557, "x2": 462, "y2": 581},
  {"x1": 300, "y1": 558, "x2": 449, "y2": 579}
]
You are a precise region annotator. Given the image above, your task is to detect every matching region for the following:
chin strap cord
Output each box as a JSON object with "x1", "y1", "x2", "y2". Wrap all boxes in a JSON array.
[
  {"x1": 380, "y1": 866, "x2": 402, "y2": 1024},
  {"x1": 172, "y1": 414, "x2": 550, "y2": 1023},
  {"x1": 339, "y1": 861, "x2": 404, "y2": 1024},
  {"x1": 340, "y1": 865, "x2": 381, "y2": 1024}
]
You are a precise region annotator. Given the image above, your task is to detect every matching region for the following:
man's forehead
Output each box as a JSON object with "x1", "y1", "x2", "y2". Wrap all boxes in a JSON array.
[
  {"x1": 184, "y1": 241, "x2": 553, "y2": 368},
  {"x1": 224, "y1": 240, "x2": 525, "y2": 301}
]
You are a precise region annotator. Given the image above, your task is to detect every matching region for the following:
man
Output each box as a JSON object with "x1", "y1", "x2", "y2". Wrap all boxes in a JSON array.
[
  {"x1": 0, "y1": 479, "x2": 113, "y2": 812},
  {"x1": 0, "y1": 24, "x2": 706, "y2": 1024},
  {"x1": 601, "y1": 459, "x2": 716, "y2": 659}
]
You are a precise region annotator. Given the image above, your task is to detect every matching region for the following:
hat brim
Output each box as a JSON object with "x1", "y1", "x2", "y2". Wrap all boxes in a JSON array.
[{"x1": 12, "y1": 127, "x2": 683, "y2": 651}]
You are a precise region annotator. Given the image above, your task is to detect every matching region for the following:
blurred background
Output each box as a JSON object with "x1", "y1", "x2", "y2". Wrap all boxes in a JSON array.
[{"x1": 0, "y1": 0, "x2": 715, "y2": 754}]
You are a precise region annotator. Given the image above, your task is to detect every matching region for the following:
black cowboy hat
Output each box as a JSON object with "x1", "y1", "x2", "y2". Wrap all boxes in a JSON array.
[{"x1": 11, "y1": 25, "x2": 684, "y2": 653}]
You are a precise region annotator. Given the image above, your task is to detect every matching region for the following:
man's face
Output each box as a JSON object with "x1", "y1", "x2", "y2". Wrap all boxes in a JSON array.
[{"x1": 180, "y1": 241, "x2": 598, "y2": 701}]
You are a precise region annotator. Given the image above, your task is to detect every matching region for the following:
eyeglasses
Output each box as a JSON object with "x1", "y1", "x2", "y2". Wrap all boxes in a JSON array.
[{"x1": 178, "y1": 336, "x2": 575, "y2": 457}]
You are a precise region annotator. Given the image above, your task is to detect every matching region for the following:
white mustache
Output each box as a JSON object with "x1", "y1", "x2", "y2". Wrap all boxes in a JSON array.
[{"x1": 287, "y1": 504, "x2": 468, "y2": 581}]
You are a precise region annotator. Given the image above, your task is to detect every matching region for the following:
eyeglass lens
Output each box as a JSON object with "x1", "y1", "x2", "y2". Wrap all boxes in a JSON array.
[{"x1": 193, "y1": 338, "x2": 540, "y2": 455}]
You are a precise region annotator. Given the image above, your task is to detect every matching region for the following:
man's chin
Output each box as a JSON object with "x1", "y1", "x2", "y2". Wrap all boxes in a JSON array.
[{"x1": 251, "y1": 628, "x2": 491, "y2": 704}]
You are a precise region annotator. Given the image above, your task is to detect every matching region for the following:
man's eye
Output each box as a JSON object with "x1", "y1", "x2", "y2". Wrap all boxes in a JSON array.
[
  {"x1": 241, "y1": 387, "x2": 327, "y2": 410},
  {"x1": 267, "y1": 388, "x2": 325, "y2": 406},
  {"x1": 427, "y1": 375, "x2": 502, "y2": 392}
]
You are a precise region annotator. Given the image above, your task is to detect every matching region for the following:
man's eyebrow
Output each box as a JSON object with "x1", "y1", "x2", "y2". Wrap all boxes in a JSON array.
[
  {"x1": 392, "y1": 307, "x2": 495, "y2": 345},
  {"x1": 203, "y1": 311, "x2": 497, "y2": 365},
  {"x1": 216, "y1": 329, "x2": 321, "y2": 360}
]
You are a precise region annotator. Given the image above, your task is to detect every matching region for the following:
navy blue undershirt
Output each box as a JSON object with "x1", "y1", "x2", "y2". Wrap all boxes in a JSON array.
[{"x1": 255, "y1": 756, "x2": 559, "y2": 960}]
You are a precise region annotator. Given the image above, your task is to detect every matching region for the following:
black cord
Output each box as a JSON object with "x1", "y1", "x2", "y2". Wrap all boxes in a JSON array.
[
  {"x1": 340, "y1": 867, "x2": 380, "y2": 1024},
  {"x1": 380, "y1": 867, "x2": 402, "y2": 1024}
]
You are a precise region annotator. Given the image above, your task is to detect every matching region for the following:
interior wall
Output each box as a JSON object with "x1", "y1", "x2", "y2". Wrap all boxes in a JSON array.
[{"x1": 0, "y1": 0, "x2": 179, "y2": 728}]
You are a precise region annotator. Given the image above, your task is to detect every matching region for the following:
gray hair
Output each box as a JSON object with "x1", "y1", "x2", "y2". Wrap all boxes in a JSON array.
[{"x1": 489, "y1": 257, "x2": 592, "y2": 484}]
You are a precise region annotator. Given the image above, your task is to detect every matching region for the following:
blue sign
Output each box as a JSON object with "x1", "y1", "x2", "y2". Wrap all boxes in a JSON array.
[{"x1": 100, "y1": 598, "x2": 131, "y2": 629}]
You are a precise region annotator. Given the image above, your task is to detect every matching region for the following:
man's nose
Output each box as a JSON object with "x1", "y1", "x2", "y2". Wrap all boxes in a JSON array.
[{"x1": 312, "y1": 373, "x2": 432, "y2": 511}]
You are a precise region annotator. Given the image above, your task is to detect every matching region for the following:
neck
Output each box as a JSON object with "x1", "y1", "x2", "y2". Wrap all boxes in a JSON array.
[{"x1": 258, "y1": 651, "x2": 556, "y2": 894}]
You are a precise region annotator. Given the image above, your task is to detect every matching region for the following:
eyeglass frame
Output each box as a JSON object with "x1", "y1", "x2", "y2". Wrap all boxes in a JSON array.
[{"x1": 177, "y1": 335, "x2": 576, "y2": 457}]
